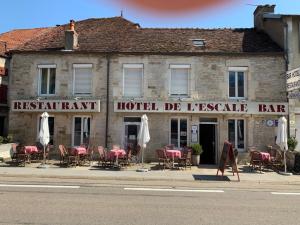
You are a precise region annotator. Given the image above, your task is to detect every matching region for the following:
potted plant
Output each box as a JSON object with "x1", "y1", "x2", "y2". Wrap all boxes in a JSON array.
[
  {"x1": 190, "y1": 143, "x2": 203, "y2": 166},
  {"x1": 288, "y1": 137, "x2": 298, "y2": 151}
]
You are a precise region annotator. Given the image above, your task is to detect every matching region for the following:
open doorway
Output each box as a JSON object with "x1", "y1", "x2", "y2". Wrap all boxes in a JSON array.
[
  {"x1": 199, "y1": 118, "x2": 218, "y2": 164},
  {"x1": 124, "y1": 117, "x2": 141, "y2": 152}
]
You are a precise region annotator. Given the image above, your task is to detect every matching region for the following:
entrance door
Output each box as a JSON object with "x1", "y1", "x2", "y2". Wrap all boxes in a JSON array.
[
  {"x1": 124, "y1": 117, "x2": 141, "y2": 152},
  {"x1": 199, "y1": 124, "x2": 216, "y2": 164}
]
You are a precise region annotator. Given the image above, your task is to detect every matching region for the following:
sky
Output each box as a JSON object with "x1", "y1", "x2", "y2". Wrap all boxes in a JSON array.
[{"x1": 1, "y1": 0, "x2": 300, "y2": 33}]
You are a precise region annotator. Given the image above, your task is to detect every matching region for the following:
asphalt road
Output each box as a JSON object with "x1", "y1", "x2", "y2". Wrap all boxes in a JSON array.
[{"x1": 0, "y1": 179, "x2": 300, "y2": 225}]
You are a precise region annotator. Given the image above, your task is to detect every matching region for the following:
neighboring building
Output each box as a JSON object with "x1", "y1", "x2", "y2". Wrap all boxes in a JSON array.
[
  {"x1": 254, "y1": 5, "x2": 300, "y2": 151},
  {"x1": 0, "y1": 28, "x2": 50, "y2": 136},
  {"x1": 8, "y1": 16, "x2": 287, "y2": 163}
]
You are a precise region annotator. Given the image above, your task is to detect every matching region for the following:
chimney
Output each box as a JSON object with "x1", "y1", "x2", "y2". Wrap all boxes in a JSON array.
[
  {"x1": 65, "y1": 20, "x2": 78, "y2": 50},
  {"x1": 254, "y1": 5, "x2": 275, "y2": 31}
]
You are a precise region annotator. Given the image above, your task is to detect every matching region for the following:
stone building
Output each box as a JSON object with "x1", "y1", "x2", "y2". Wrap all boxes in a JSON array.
[
  {"x1": 253, "y1": 4, "x2": 300, "y2": 151},
  {"x1": 0, "y1": 28, "x2": 49, "y2": 136},
  {"x1": 8, "y1": 15, "x2": 287, "y2": 163}
]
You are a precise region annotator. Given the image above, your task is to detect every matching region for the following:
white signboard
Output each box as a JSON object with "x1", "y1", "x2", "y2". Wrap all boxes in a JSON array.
[
  {"x1": 11, "y1": 100, "x2": 101, "y2": 112},
  {"x1": 114, "y1": 101, "x2": 288, "y2": 115},
  {"x1": 286, "y1": 67, "x2": 300, "y2": 92}
]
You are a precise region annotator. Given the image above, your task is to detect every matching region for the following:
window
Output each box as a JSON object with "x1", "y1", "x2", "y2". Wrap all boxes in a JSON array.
[
  {"x1": 38, "y1": 116, "x2": 54, "y2": 145},
  {"x1": 73, "y1": 116, "x2": 90, "y2": 146},
  {"x1": 170, "y1": 118, "x2": 188, "y2": 148},
  {"x1": 170, "y1": 65, "x2": 190, "y2": 97},
  {"x1": 38, "y1": 65, "x2": 56, "y2": 95},
  {"x1": 228, "y1": 119, "x2": 245, "y2": 151},
  {"x1": 228, "y1": 67, "x2": 247, "y2": 99},
  {"x1": 123, "y1": 64, "x2": 143, "y2": 97},
  {"x1": 73, "y1": 64, "x2": 93, "y2": 95}
]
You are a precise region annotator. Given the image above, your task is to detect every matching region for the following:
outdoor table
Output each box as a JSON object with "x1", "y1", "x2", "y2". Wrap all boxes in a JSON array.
[
  {"x1": 24, "y1": 146, "x2": 39, "y2": 154},
  {"x1": 260, "y1": 152, "x2": 271, "y2": 164},
  {"x1": 71, "y1": 146, "x2": 87, "y2": 155},
  {"x1": 166, "y1": 149, "x2": 182, "y2": 168},
  {"x1": 108, "y1": 149, "x2": 126, "y2": 165}
]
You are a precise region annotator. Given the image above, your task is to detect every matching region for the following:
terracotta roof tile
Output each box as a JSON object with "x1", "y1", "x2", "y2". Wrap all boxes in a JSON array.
[
  {"x1": 12, "y1": 17, "x2": 282, "y2": 54},
  {"x1": 0, "y1": 27, "x2": 53, "y2": 56}
]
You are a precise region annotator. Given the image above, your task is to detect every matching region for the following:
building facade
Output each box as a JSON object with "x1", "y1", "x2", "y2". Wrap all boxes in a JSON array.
[
  {"x1": 254, "y1": 5, "x2": 300, "y2": 151},
  {"x1": 8, "y1": 15, "x2": 288, "y2": 163}
]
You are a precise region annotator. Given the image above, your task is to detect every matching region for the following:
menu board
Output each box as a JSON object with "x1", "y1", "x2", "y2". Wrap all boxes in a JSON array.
[{"x1": 217, "y1": 141, "x2": 240, "y2": 181}]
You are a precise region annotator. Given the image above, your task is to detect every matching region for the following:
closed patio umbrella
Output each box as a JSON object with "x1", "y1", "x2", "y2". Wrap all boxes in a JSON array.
[
  {"x1": 38, "y1": 112, "x2": 50, "y2": 168},
  {"x1": 276, "y1": 116, "x2": 290, "y2": 175},
  {"x1": 137, "y1": 114, "x2": 150, "y2": 172}
]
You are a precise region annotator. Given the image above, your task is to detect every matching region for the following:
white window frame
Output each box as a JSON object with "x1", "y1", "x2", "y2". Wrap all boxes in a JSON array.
[
  {"x1": 122, "y1": 64, "x2": 144, "y2": 98},
  {"x1": 228, "y1": 118, "x2": 245, "y2": 152},
  {"x1": 169, "y1": 64, "x2": 191, "y2": 97},
  {"x1": 37, "y1": 64, "x2": 56, "y2": 96},
  {"x1": 228, "y1": 67, "x2": 247, "y2": 100},
  {"x1": 169, "y1": 117, "x2": 189, "y2": 148},
  {"x1": 72, "y1": 116, "x2": 91, "y2": 146},
  {"x1": 73, "y1": 64, "x2": 93, "y2": 96}
]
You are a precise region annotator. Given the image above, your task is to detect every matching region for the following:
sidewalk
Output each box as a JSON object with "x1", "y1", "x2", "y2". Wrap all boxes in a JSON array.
[{"x1": 0, "y1": 161, "x2": 299, "y2": 185}]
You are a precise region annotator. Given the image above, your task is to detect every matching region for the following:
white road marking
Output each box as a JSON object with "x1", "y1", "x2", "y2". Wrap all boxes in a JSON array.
[
  {"x1": 124, "y1": 187, "x2": 224, "y2": 193},
  {"x1": 0, "y1": 184, "x2": 80, "y2": 189},
  {"x1": 271, "y1": 192, "x2": 300, "y2": 196}
]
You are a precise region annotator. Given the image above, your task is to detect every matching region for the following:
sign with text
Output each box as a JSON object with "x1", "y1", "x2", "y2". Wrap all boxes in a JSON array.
[
  {"x1": 287, "y1": 67, "x2": 300, "y2": 92},
  {"x1": 11, "y1": 100, "x2": 101, "y2": 112},
  {"x1": 114, "y1": 101, "x2": 288, "y2": 115}
]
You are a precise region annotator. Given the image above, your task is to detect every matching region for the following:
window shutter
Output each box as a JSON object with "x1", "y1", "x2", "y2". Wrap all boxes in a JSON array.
[
  {"x1": 170, "y1": 68, "x2": 188, "y2": 96},
  {"x1": 124, "y1": 67, "x2": 143, "y2": 97},
  {"x1": 74, "y1": 68, "x2": 92, "y2": 95}
]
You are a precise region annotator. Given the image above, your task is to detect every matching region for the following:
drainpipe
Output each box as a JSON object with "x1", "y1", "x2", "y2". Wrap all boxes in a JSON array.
[
  {"x1": 283, "y1": 22, "x2": 291, "y2": 137},
  {"x1": 105, "y1": 55, "x2": 110, "y2": 148}
]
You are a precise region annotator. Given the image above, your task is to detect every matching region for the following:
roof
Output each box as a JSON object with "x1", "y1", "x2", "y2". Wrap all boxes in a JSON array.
[
  {"x1": 12, "y1": 17, "x2": 282, "y2": 54},
  {"x1": 0, "y1": 28, "x2": 53, "y2": 57}
]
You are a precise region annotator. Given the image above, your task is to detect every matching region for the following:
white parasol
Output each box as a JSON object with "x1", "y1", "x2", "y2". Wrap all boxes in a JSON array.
[
  {"x1": 137, "y1": 114, "x2": 150, "y2": 171},
  {"x1": 38, "y1": 112, "x2": 50, "y2": 167}
]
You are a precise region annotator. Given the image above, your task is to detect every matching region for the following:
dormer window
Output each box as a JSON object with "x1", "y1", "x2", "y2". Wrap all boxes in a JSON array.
[{"x1": 192, "y1": 39, "x2": 205, "y2": 47}]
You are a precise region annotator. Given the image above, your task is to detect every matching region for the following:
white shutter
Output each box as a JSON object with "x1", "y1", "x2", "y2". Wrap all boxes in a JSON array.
[
  {"x1": 124, "y1": 67, "x2": 143, "y2": 97},
  {"x1": 170, "y1": 68, "x2": 189, "y2": 96},
  {"x1": 74, "y1": 67, "x2": 92, "y2": 95}
]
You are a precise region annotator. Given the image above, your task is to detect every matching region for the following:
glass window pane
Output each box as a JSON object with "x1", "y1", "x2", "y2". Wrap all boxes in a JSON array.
[
  {"x1": 82, "y1": 117, "x2": 90, "y2": 145},
  {"x1": 40, "y1": 68, "x2": 48, "y2": 94},
  {"x1": 74, "y1": 117, "x2": 82, "y2": 146},
  {"x1": 171, "y1": 68, "x2": 188, "y2": 96},
  {"x1": 180, "y1": 119, "x2": 187, "y2": 148},
  {"x1": 124, "y1": 67, "x2": 143, "y2": 97},
  {"x1": 49, "y1": 68, "x2": 56, "y2": 94},
  {"x1": 171, "y1": 119, "x2": 178, "y2": 147},
  {"x1": 238, "y1": 72, "x2": 244, "y2": 97},
  {"x1": 228, "y1": 119, "x2": 235, "y2": 147},
  {"x1": 229, "y1": 71, "x2": 235, "y2": 97},
  {"x1": 237, "y1": 120, "x2": 244, "y2": 149}
]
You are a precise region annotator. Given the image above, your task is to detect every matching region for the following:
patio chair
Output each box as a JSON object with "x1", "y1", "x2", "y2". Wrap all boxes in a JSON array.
[
  {"x1": 178, "y1": 148, "x2": 192, "y2": 169},
  {"x1": 15, "y1": 144, "x2": 29, "y2": 167},
  {"x1": 58, "y1": 145, "x2": 78, "y2": 167},
  {"x1": 119, "y1": 147, "x2": 132, "y2": 167},
  {"x1": 156, "y1": 148, "x2": 171, "y2": 170},
  {"x1": 11, "y1": 143, "x2": 18, "y2": 163},
  {"x1": 250, "y1": 150, "x2": 263, "y2": 173},
  {"x1": 267, "y1": 147, "x2": 283, "y2": 171},
  {"x1": 85, "y1": 145, "x2": 95, "y2": 165},
  {"x1": 131, "y1": 145, "x2": 141, "y2": 164},
  {"x1": 98, "y1": 146, "x2": 111, "y2": 167}
]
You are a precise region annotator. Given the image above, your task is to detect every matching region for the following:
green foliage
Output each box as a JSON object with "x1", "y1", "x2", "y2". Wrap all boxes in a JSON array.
[
  {"x1": 4, "y1": 135, "x2": 13, "y2": 143},
  {"x1": 190, "y1": 143, "x2": 203, "y2": 155},
  {"x1": 0, "y1": 136, "x2": 3, "y2": 145},
  {"x1": 288, "y1": 137, "x2": 298, "y2": 151}
]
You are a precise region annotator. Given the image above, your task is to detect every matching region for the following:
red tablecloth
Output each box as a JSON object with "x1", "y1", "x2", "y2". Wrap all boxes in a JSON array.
[
  {"x1": 71, "y1": 147, "x2": 87, "y2": 155},
  {"x1": 24, "y1": 146, "x2": 38, "y2": 154},
  {"x1": 108, "y1": 149, "x2": 126, "y2": 159},
  {"x1": 166, "y1": 150, "x2": 182, "y2": 158},
  {"x1": 260, "y1": 152, "x2": 271, "y2": 163}
]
